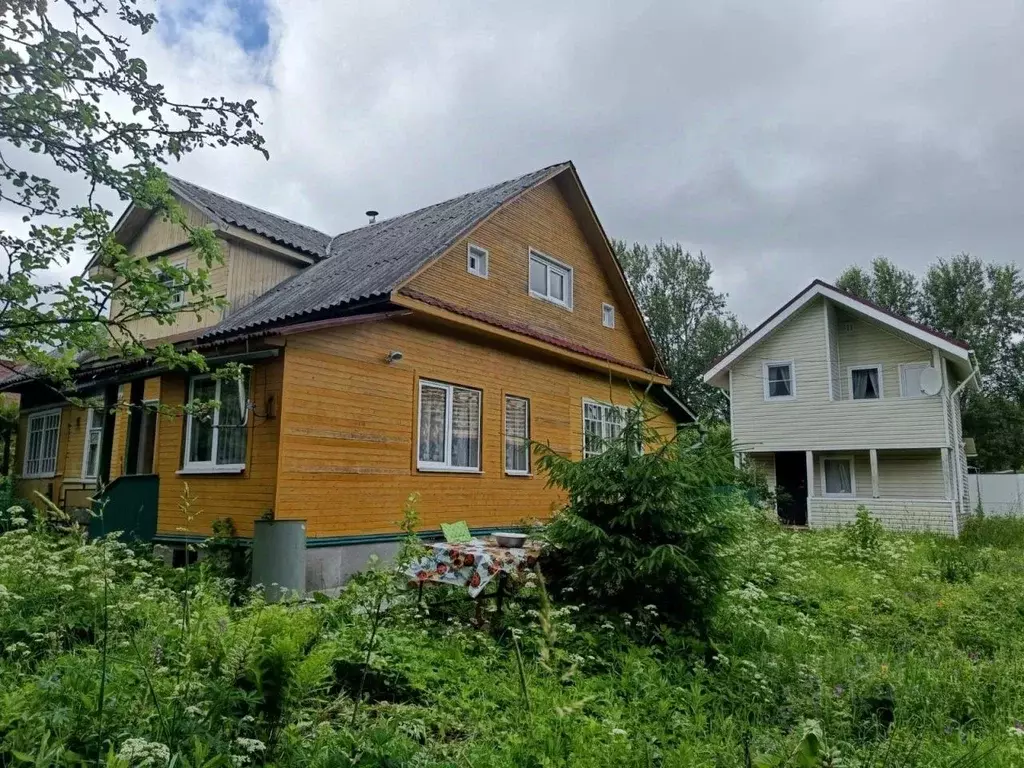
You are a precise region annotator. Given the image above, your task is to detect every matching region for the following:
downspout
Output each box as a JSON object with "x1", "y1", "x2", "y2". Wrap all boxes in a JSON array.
[{"x1": 948, "y1": 351, "x2": 981, "y2": 536}]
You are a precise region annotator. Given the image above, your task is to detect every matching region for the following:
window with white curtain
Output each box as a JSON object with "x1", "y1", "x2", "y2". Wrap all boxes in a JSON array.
[
  {"x1": 82, "y1": 408, "x2": 103, "y2": 479},
  {"x1": 418, "y1": 380, "x2": 481, "y2": 471},
  {"x1": 849, "y1": 364, "x2": 882, "y2": 400},
  {"x1": 504, "y1": 395, "x2": 530, "y2": 474},
  {"x1": 528, "y1": 249, "x2": 573, "y2": 309},
  {"x1": 582, "y1": 399, "x2": 628, "y2": 458},
  {"x1": 184, "y1": 374, "x2": 248, "y2": 471},
  {"x1": 762, "y1": 361, "x2": 795, "y2": 400},
  {"x1": 23, "y1": 408, "x2": 61, "y2": 478},
  {"x1": 821, "y1": 457, "x2": 855, "y2": 496}
]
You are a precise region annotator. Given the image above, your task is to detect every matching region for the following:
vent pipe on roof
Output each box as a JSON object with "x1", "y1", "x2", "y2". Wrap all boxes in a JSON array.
[{"x1": 365, "y1": 210, "x2": 378, "y2": 225}]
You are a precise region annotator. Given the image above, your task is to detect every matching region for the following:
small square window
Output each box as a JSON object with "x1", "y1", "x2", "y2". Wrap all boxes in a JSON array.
[
  {"x1": 158, "y1": 258, "x2": 188, "y2": 307},
  {"x1": 763, "y1": 361, "x2": 795, "y2": 400},
  {"x1": 602, "y1": 303, "x2": 615, "y2": 328},
  {"x1": 467, "y1": 244, "x2": 488, "y2": 278}
]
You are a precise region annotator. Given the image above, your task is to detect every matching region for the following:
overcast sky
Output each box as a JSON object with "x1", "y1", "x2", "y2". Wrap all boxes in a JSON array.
[{"x1": 59, "y1": 0, "x2": 1024, "y2": 323}]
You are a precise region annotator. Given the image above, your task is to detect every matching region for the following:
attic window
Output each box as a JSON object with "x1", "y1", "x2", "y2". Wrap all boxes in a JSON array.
[
  {"x1": 528, "y1": 249, "x2": 573, "y2": 309},
  {"x1": 602, "y1": 303, "x2": 615, "y2": 328},
  {"x1": 158, "y1": 258, "x2": 188, "y2": 307},
  {"x1": 467, "y1": 244, "x2": 488, "y2": 278}
]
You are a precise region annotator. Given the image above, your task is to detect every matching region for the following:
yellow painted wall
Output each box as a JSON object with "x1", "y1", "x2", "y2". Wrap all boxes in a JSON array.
[
  {"x1": 153, "y1": 358, "x2": 284, "y2": 537},
  {"x1": 13, "y1": 404, "x2": 87, "y2": 509},
  {"x1": 404, "y1": 179, "x2": 650, "y2": 370},
  {"x1": 273, "y1": 317, "x2": 677, "y2": 538}
]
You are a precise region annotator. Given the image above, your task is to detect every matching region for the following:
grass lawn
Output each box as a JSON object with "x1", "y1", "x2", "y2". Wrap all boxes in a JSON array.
[{"x1": 1, "y1": 512, "x2": 1024, "y2": 766}]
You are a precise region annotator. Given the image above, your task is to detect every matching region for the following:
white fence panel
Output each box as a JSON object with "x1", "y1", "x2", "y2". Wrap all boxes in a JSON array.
[{"x1": 968, "y1": 473, "x2": 1024, "y2": 517}]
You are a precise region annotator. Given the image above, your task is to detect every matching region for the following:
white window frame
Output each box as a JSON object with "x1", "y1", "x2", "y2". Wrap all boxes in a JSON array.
[
  {"x1": 417, "y1": 379, "x2": 482, "y2": 473},
  {"x1": 899, "y1": 362, "x2": 932, "y2": 399},
  {"x1": 22, "y1": 407, "x2": 61, "y2": 479},
  {"x1": 848, "y1": 363, "x2": 883, "y2": 400},
  {"x1": 602, "y1": 303, "x2": 615, "y2": 329},
  {"x1": 159, "y1": 257, "x2": 188, "y2": 307},
  {"x1": 504, "y1": 394, "x2": 531, "y2": 476},
  {"x1": 762, "y1": 360, "x2": 796, "y2": 401},
  {"x1": 582, "y1": 398, "x2": 631, "y2": 458},
  {"x1": 467, "y1": 243, "x2": 489, "y2": 278},
  {"x1": 528, "y1": 249, "x2": 573, "y2": 310},
  {"x1": 182, "y1": 374, "x2": 247, "y2": 473},
  {"x1": 820, "y1": 455, "x2": 856, "y2": 497},
  {"x1": 81, "y1": 407, "x2": 103, "y2": 479}
]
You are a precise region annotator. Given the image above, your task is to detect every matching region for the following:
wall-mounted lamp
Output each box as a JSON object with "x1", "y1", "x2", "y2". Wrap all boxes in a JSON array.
[{"x1": 385, "y1": 350, "x2": 404, "y2": 364}]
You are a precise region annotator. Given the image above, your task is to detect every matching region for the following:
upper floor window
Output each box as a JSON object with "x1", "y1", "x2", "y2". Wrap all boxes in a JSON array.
[
  {"x1": 504, "y1": 395, "x2": 530, "y2": 475},
  {"x1": 158, "y1": 258, "x2": 188, "y2": 307},
  {"x1": 184, "y1": 374, "x2": 248, "y2": 472},
  {"x1": 529, "y1": 249, "x2": 573, "y2": 309},
  {"x1": 82, "y1": 408, "x2": 103, "y2": 479},
  {"x1": 418, "y1": 379, "x2": 481, "y2": 472},
  {"x1": 23, "y1": 408, "x2": 60, "y2": 478},
  {"x1": 762, "y1": 361, "x2": 795, "y2": 401},
  {"x1": 467, "y1": 243, "x2": 488, "y2": 278},
  {"x1": 849, "y1": 364, "x2": 882, "y2": 400},
  {"x1": 602, "y1": 303, "x2": 615, "y2": 328}
]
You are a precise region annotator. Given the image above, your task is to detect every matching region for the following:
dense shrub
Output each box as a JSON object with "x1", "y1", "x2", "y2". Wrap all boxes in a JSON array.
[{"x1": 536, "y1": 406, "x2": 745, "y2": 634}]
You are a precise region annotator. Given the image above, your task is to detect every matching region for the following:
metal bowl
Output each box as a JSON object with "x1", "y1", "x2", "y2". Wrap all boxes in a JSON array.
[{"x1": 493, "y1": 531, "x2": 528, "y2": 548}]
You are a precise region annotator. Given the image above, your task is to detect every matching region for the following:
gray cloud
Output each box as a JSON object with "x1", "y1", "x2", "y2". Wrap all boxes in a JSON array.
[{"x1": 23, "y1": 0, "x2": 1024, "y2": 325}]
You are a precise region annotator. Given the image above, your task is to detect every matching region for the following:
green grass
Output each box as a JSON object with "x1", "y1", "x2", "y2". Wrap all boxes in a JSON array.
[
  {"x1": 961, "y1": 513, "x2": 1024, "y2": 549},
  {"x1": 2, "y1": 514, "x2": 1024, "y2": 766}
]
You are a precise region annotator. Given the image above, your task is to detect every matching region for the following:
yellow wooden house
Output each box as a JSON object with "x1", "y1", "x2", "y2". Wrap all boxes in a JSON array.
[{"x1": 4, "y1": 162, "x2": 691, "y2": 587}]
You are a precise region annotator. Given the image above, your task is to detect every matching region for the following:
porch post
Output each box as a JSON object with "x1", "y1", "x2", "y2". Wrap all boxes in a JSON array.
[
  {"x1": 805, "y1": 450, "x2": 814, "y2": 504},
  {"x1": 869, "y1": 449, "x2": 879, "y2": 498}
]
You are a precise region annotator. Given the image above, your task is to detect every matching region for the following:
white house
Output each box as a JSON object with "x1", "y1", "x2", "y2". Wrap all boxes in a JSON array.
[{"x1": 704, "y1": 280, "x2": 979, "y2": 535}]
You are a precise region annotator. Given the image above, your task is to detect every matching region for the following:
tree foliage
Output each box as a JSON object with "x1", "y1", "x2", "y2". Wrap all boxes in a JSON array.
[
  {"x1": 0, "y1": 0, "x2": 268, "y2": 389},
  {"x1": 615, "y1": 240, "x2": 745, "y2": 419},
  {"x1": 837, "y1": 253, "x2": 1024, "y2": 471},
  {"x1": 537, "y1": 406, "x2": 745, "y2": 635}
]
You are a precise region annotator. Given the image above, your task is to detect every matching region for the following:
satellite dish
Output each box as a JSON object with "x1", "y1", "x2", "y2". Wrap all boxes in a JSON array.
[{"x1": 920, "y1": 367, "x2": 943, "y2": 396}]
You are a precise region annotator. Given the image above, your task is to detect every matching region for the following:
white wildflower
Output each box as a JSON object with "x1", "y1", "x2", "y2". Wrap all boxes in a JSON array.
[
  {"x1": 611, "y1": 727, "x2": 628, "y2": 737},
  {"x1": 117, "y1": 738, "x2": 170, "y2": 767},
  {"x1": 235, "y1": 738, "x2": 266, "y2": 755}
]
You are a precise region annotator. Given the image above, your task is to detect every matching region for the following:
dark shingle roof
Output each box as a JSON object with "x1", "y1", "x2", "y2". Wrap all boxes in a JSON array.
[
  {"x1": 168, "y1": 176, "x2": 332, "y2": 259},
  {"x1": 200, "y1": 162, "x2": 570, "y2": 340}
]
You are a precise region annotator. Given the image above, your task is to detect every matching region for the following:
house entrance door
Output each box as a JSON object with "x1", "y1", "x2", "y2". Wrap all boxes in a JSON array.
[{"x1": 774, "y1": 451, "x2": 808, "y2": 526}]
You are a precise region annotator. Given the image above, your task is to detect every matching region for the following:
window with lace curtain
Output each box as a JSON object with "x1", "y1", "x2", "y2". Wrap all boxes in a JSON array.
[
  {"x1": 183, "y1": 374, "x2": 248, "y2": 472},
  {"x1": 417, "y1": 379, "x2": 481, "y2": 471},
  {"x1": 23, "y1": 408, "x2": 61, "y2": 478},
  {"x1": 504, "y1": 395, "x2": 530, "y2": 475},
  {"x1": 582, "y1": 399, "x2": 629, "y2": 458}
]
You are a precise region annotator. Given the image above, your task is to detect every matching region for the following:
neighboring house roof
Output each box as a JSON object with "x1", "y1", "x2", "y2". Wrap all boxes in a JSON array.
[
  {"x1": 0, "y1": 361, "x2": 21, "y2": 385},
  {"x1": 166, "y1": 176, "x2": 333, "y2": 259},
  {"x1": 199, "y1": 162, "x2": 572, "y2": 340},
  {"x1": 704, "y1": 279, "x2": 976, "y2": 386}
]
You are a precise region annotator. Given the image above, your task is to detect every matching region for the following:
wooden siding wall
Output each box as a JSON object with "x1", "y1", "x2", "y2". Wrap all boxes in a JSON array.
[
  {"x1": 730, "y1": 298, "x2": 948, "y2": 451},
  {"x1": 274, "y1": 318, "x2": 676, "y2": 538},
  {"x1": 153, "y1": 358, "x2": 283, "y2": 537},
  {"x1": 810, "y1": 450, "x2": 945, "y2": 500},
  {"x1": 835, "y1": 313, "x2": 933, "y2": 400},
  {"x1": 111, "y1": 202, "x2": 305, "y2": 343},
  {"x1": 225, "y1": 241, "x2": 301, "y2": 316},
  {"x1": 404, "y1": 180, "x2": 649, "y2": 370}
]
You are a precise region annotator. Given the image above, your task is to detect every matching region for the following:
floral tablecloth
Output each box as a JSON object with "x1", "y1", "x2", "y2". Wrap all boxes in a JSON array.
[{"x1": 406, "y1": 538, "x2": 541, "y2": 598}]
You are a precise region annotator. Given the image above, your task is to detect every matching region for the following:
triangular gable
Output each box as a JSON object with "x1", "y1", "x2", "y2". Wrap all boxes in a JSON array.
[
  {"x1": 704, "y1": 279, "x2": 974, "y2": 386},
  {"x1": 397, "y1": 164, "x2": 664, "y2": 374}
]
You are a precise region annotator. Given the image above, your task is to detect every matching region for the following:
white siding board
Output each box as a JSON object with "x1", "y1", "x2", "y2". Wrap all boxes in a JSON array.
[
  {"x1": 730, "y1": 297, "x2": 948, "y2": 451},
  {"x1": 836, "y1": 314, "x2": 932, "y2": 400},
  {"x1": 809, "y1": 498, "x2": 953, "y2": 534}
]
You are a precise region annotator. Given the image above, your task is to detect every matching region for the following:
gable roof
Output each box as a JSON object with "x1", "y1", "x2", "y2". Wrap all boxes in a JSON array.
[
  {"x1": 166, "y1": 176, "x2": 332, "y2": 259},
  {"x1": 198, "y1": 162, "x2": 570, "y2": 338},
  {"x1": 703, "y1": 279, "x2": 975, "y2": 386}
]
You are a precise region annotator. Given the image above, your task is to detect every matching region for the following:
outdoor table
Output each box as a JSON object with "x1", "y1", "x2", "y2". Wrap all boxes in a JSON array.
[{"x1": 405, "y1": 537, "x2": 541, "y2": 615}]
